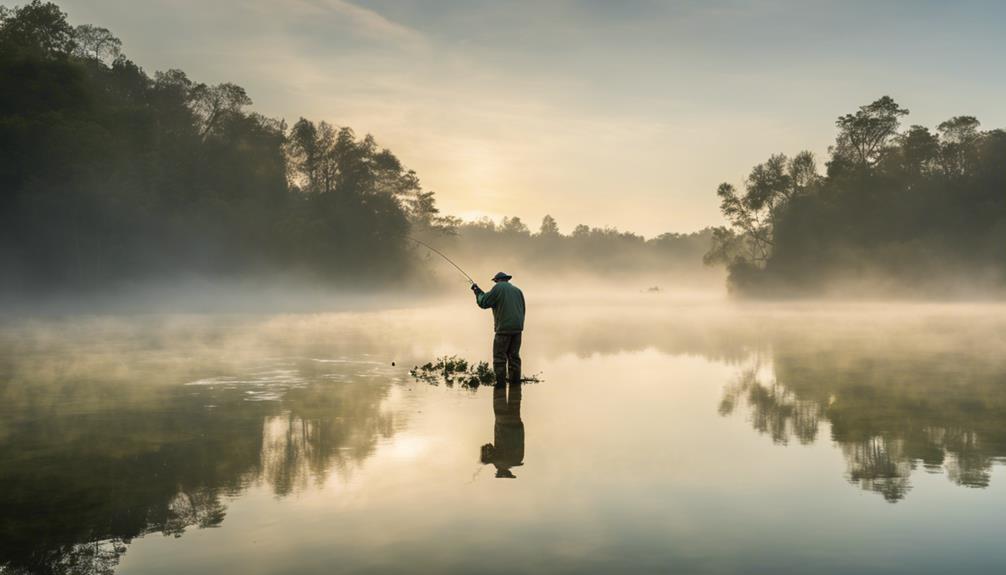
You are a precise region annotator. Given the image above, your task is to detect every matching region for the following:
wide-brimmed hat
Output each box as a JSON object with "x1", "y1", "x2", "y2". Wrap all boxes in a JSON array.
[{"x1": 492, "y1": 272, "x2": 512, "y2": 282}]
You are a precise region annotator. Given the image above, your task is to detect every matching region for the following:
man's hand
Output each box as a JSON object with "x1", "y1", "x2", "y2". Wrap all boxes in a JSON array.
[{"x1": 471, "y1": 283, "x2": 481, "y2": 293}]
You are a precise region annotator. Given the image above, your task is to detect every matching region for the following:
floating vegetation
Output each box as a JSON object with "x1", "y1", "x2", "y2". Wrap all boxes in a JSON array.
[{"x1": 409, "y1": 356, "x2": 542, "y2": 390}]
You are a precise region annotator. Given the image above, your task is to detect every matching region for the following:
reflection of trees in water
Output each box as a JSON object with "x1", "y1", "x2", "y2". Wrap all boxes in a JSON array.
[
  {"x1": 18, "y1": 539, "x2": 130, "y2": 575},
  {"x1": 942, "y1": 429, "x2": 993, "y2": 489},
  {"x1": 721, "y1": 339, "x2": 1006, "y2": 502},
  {"x1": 841, "y1": 437, "x2": 914, "y2": 502},
  {"x1": 162, "y1": 490, "x2": 228, "y2": 536},
  {"x1": 0, "y1": 372, "x2": 398, "y2": 574},
  {"x1": 719, "y1": 364, "x2": 821, "y2": 445},
  {"x1": 260, "y1": 386, "x2": 396, "y2": 495}
]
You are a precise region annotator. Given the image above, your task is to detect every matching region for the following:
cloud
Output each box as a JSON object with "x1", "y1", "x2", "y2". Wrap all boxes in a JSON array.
[{"x1": 292, "y1": 0, "x2": 426, "y2": 48}]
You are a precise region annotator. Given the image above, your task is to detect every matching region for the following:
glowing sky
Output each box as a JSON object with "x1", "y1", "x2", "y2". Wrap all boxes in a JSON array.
[{"x1": 52, "y1": 0, "x2": 1006, "y2": 235}]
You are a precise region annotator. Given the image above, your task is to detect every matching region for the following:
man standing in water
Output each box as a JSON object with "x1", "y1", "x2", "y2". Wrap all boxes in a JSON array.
[{"x1": 471, "y1": 272, "x2": 525, "y2": 386}]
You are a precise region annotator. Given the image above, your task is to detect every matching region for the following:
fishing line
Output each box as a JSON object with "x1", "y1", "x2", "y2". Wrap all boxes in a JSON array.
[{"x1": 401, "y1": 236, "x2": 476, "y2": 285}]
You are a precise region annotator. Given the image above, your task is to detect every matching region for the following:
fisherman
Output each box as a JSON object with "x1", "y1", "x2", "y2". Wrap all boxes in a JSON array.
[{"x1": 471, "y1": 272, "x2": 525, "y2": 386}]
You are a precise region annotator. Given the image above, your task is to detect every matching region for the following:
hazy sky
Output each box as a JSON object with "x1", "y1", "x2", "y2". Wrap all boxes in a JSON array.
[{"x1": 49, "y1": 0, "x2": 1006, "y2": 235}]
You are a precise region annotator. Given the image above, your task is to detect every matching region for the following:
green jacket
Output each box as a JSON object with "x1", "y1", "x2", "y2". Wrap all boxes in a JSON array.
[{"x1": 474, "y1": 281, "x2": 525, "y2": 333}]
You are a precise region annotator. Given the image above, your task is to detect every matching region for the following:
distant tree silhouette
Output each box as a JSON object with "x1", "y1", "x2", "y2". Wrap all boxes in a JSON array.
[
  {"x1": 440, "y1": 214, "x2": 715, "y2": 283},
  {"x1": 538, "y1": 214, "x2": 560, "y2": 237}
]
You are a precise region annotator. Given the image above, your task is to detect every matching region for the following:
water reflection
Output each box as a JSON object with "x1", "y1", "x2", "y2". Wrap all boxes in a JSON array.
[
  {"x1": 4, "y1": 304, "x2": 1006, "y2": 573},
  {"x1": 481, "y1": 382, "x2": 525, "y2": 478},
  {"x1": 719, "y1": 322, "x2": 1006, "y2": 502},
  {"x1": 0, "y1": 360, "x2": 399, "y2": 574}
]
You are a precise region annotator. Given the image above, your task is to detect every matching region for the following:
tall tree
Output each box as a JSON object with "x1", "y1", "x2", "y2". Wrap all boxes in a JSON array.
[
  {"x1": 190, "y1": 82, "x2": 252, "y2": 140},
  {"x1": 833, "y1": 96, "x2": 909, "y2": 168},
  {"x1": 538, "y1": 214, "x2": 560, "y2": 237},
  {"x1": 937, "y1": 115, "x2": 981, "y2": 177},
  {"x1": 500, "y1": 216, "x2": 530, "y2": 235},
  {"x1": 72, "y1": 24, "x2": 120, "y2": 62},
  {"x1": 706, "y1": 151, "x2": 817, "y2": 270},
  {"x1": 0, "y1": 0, "x2": 75, "y2": 58}
]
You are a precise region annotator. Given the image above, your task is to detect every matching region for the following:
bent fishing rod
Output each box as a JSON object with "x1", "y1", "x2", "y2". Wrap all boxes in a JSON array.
[{"x1": 401, "y1": 235, "x2": 476, "y2": 285}]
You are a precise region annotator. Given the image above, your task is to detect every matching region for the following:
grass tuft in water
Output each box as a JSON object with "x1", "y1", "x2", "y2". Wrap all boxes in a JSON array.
[{"x1": 409, "y1": 355, "x2": 542, "y2": 390}]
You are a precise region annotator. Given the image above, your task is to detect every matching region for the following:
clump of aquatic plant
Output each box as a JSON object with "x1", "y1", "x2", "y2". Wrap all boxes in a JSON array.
[{"x1": 409, "y1": 356, "x2": 542, "y2": 390}]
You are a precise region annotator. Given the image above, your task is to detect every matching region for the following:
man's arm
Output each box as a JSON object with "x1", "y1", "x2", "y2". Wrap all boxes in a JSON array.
[{"x1": 475, "y1": 283, "x2": 501, "y2": 309}]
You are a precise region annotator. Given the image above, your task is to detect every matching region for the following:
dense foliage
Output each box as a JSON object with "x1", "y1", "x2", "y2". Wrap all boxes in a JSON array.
[
  {"x1": 0, "y1": 1, "x2": 433, "y2": 294},
  {"x1": 707, "y1": 96, "x2": 1006, "y2": 297}
]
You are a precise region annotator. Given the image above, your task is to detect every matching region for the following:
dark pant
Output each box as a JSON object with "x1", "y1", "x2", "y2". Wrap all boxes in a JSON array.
[{"x1": 492, "y1": 332, "x2": 522, "y2": 386}]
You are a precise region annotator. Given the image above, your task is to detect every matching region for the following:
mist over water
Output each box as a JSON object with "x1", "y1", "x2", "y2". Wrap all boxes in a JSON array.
[{"x1": 3, "y1": 297, "x2": 1005, "y2": 574}]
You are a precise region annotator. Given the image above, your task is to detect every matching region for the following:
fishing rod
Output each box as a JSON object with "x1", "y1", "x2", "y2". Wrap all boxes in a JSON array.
[{"x1": 401, "y1": 235, "x2": 476, "y2": 285}]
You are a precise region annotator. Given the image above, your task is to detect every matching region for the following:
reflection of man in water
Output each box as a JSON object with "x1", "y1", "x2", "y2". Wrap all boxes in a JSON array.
[
  {"x1": 471, "y1": 272, "x2": 525, "y2": 386},
  {"x1": 481, "y1": 382, "x2": 524, "y2": 478}
]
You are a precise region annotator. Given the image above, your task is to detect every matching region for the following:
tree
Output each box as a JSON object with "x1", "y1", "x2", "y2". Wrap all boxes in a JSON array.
[
  {"x1": 937, "y1": 116, "x2": 981, "y2": 177},
  {"x1": 938, "y1": 115, "x2": 980, "y2": 145},
  {"x1": 703, "y1": 226, "x2": 745, "y2": 267},
  {"x1": 834, "y1": 96, "x2": 909, "y2": 168},
  {"x1": 405, "y1": 190, "x2": 457, "y2": 235},
  {"x1": 788, "y1": 151, "x2": 820, "y2": 195},
  {"x1": 500, "y1": 216, "x2": 529, "y2": 235},
  {"x1": 538, "y1": 214, "x2": 560, "y2": 237},
  {"x1": 286, "y1": 118, "x2": 323, "y2": 192},
  {"x1": 72, "y1": 24, "x2": 121, "y2": 63},
  {"x1": 708, "y1": 151, "x2": 818, "y2": 269},
  {"x1": 331, "y1": 127, "x2": 372, "y2": 194},
  {"x1": 898, "y1": 125, "x2": 939, "y2": 176},
  {"x1": 712, "y1": 182, "x2": 772, "y2": 265},
  {"x1": 373, "y1": 152, "x2": 420, "y2": 198},
  {"x1": 0, "y1": 0, "x2": 75, "y2": 59},
  {"x1": 408, "y1": 191, "x2": 439, "y2": 226},
  {"x1": 189, "y1": 82, "x2": 252, "y2": 140}
]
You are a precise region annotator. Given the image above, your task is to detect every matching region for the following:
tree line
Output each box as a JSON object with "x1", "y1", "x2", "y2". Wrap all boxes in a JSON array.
[
  {"x1": 0, "y1": 1, "x2": 712, "y2": 299},
  {"x1": 437, "y1": 215, "x2": 715, "y2": 285},
  {"x1": 0, "y1": 1, "x2": 441, "y2": 295},
  {"x1": 707, "y1": 95, "x2": 1006, "y2": 297}
]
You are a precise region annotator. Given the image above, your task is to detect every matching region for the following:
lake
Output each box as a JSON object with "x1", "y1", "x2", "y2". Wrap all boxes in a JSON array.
[{"x1": 2, "y1": 297, "x2": 1005, "y2": 574}]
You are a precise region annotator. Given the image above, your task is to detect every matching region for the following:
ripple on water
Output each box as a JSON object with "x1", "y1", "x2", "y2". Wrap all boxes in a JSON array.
[{"x1": 183, "y1": 360, "x2": 402, "y2": 401}]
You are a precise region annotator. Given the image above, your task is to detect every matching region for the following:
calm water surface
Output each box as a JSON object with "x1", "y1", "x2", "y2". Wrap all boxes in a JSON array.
[{"x1": 2, "y1": 298, "x2": 1006, "y2": 574}]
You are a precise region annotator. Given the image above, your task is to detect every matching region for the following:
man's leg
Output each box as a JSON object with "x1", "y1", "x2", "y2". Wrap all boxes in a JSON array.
[
  {"x1": 506, "y1": 332, "x2": 522, "y2": 384},
  {"x1": 493, "y1": 333, "x2": 509, "y2": 386}
]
